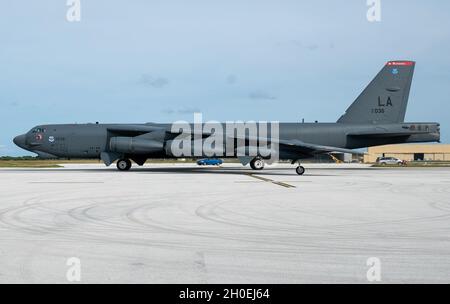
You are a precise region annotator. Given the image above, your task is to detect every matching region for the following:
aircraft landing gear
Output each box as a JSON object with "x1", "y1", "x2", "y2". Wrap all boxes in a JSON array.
[
  {"x1": 250, "y1": 157, "x2": 265, "y2": 170},
  {"x1": 292, "y1": 159, "x2": 306, "y2": 175},
  {"x1": 295, "y1": 165, "x2": 305, "y2": 175},
  {"x1": 116, "y1": 158, "x2": 132, "y2": 171}
]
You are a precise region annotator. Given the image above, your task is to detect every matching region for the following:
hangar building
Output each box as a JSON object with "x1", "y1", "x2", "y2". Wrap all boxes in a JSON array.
[{"x1": 364, "y1": 144, "x2": 450, "y2": 163}]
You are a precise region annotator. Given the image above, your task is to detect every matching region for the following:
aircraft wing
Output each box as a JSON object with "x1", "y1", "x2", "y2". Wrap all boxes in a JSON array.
[
  {"x1": 278, "y1": 139, "x2": 366, "y2": 155},
  {"x1": 107, "y1": 125, "x2": 165, "y2": 136},
  {"x1": 120, "y1": 127, "x2": 363, "y2": 156},
  {"x1": 347, "y1": 130, "x2": 428, "y2": 138},
  {"x1": 221, "y1": 133, "x2": 365, "y2": 156}
]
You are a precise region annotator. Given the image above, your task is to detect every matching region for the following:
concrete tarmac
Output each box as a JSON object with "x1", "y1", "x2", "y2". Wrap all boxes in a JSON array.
[{"x1": 0, "y1": 163, "x2": 449, "y2": 283}]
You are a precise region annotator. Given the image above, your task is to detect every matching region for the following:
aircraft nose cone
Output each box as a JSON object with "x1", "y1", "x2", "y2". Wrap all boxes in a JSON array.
[{"x1": 13, "y1": 134, "x2": 27, "y2": 149}]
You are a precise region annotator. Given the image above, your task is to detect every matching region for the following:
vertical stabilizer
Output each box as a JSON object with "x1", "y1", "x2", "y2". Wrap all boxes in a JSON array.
[{"x1": 337, "y1": 61, "x2": 415, "y2": 124}]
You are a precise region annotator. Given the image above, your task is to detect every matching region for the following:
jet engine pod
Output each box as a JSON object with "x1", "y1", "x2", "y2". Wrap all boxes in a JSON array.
[{"x1": 109, "y1": 137, "x2": 163, "y2": 154}]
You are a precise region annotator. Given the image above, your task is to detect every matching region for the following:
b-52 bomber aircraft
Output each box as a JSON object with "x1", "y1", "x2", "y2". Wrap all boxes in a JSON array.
[{"x1": 14, "y1": 61, "x2": 440, "y2": 175}]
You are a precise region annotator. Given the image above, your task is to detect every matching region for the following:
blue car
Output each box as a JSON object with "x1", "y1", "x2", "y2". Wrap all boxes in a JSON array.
[{"x1": 197, "y1": 158, "x2": 223, "y2": 166}]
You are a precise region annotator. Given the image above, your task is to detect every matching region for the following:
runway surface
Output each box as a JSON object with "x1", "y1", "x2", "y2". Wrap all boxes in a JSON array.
[{"x1": 0, "y1": 163, "x2": 449, "y2": 283}]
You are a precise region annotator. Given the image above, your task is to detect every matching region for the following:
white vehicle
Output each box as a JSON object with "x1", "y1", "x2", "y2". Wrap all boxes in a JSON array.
[{"x1": 376, "y1": 157, "x2": 406, "y2": 166}]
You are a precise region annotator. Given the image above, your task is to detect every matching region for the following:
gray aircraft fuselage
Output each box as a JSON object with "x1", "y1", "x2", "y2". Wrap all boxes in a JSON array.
[{"x1": 13, "y1": 121, "x2": 440, "y2": 160}]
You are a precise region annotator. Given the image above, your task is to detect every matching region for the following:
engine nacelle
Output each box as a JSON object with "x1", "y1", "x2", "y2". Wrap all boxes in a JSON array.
[{"x1": 110, "y1": 137, "x2": 163, "y2": 154}]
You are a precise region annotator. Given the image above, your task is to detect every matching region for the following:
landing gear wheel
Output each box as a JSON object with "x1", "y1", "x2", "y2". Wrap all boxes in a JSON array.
[
  {"x1": 296, "y1": 166, "x2": 305, "y2": 175},
  {"x1": 250, "y1": 157, "x2": 265, "y2": 170},
  {"x1": 117, "y1": 159, "x2": 132, "y2": 171}
]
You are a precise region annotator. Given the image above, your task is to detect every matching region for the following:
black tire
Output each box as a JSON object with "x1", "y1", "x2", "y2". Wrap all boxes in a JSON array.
[
  {"x1": 296, "y1": 166, "x2": 305, "y2": 175},
  {"x1": 117, "y1": 159, "x2": 132, "y2": 171},
  {"x1": 250, "y1": 158, "x2": 265, "y2": 170}
]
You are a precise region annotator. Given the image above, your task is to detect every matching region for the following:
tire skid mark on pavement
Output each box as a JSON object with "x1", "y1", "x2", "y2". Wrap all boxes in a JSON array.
[{"x1": 246, "y1": 173, "x2": 296, "y2": 188}]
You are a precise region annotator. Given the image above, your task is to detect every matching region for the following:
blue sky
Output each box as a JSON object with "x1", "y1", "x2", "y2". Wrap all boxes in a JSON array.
[{"x1": 1, "y1": 0, "x2": 449, "y2": 156}]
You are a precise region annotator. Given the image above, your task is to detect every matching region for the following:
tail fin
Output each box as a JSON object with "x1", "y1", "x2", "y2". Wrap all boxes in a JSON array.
[{"x1": 337, "y1": 60, "x2": 415, "y2": 124}]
